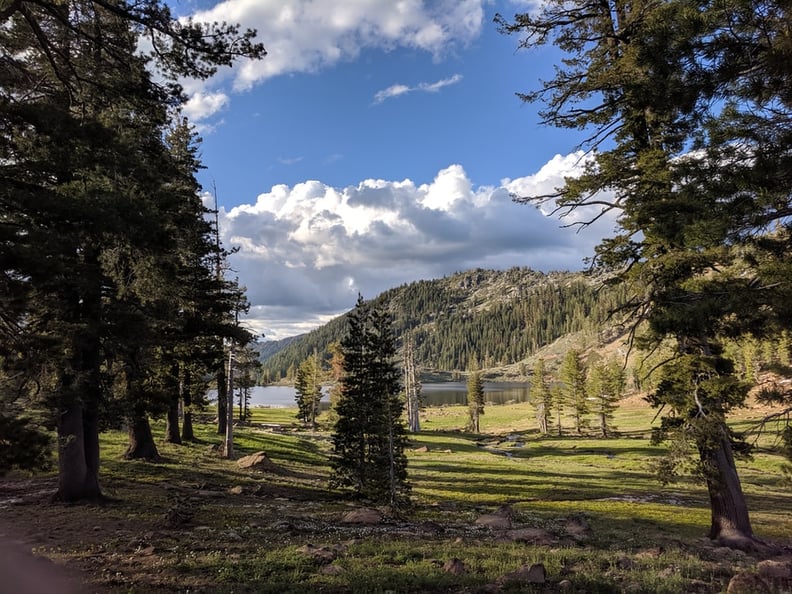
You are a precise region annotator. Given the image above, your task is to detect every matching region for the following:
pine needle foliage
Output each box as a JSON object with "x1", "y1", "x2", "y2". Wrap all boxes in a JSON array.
[{"x1": 330, "y1": 296, "x2": 410, "y2": 508}]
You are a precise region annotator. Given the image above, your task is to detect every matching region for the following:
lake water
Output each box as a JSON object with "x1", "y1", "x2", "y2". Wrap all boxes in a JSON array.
[{"x1": 222, "y1": 382, "x2": 532, "y2": 408}]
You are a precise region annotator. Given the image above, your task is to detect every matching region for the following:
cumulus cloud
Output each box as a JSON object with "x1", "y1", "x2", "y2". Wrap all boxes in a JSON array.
[
  {"x1": 189, "y1": 1, "x2": 486, "y2": 91},
  {"x1": 373, "y1": 74, "x2": 463, "y2": 104},
  {"x1": 218, "y1": 151, "x2": 617, "y2": 339},
  {"x1": 182, "y1": 91, "x2": 229, "y2": 122}
]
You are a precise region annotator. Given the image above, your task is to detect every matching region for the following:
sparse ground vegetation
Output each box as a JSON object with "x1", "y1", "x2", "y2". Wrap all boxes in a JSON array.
[{"x1": 1, "y1": 396, "x2": 790, "y2": 593}]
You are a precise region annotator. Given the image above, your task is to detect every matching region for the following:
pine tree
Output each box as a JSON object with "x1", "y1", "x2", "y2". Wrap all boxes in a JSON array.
[
  {"x1": 498, "y1": 0, "x2": 792, "y2": 546},
  {"x1": 587, "y1": 359, "x2": 625, "y2": 438},
  {"x1": 560, "y1": 350, "x2": 588, "y2": 434},
  {"x1": 295, "y1": 352, "x2": 322, "y2": 428},
  {"x1": 0, "y1": 1, "x2": 263, "y2": 500},
  {"x1": 467, "y1": 359, "x2": 485, "y2": 434},
  {"x1": 330, "y1": 296, "x2": 409, "y2": 508},
  {"x1": 529, "y1": 358, "x2": 552, "y2": 434}
]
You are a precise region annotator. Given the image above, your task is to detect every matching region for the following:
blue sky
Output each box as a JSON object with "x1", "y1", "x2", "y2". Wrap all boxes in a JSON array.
[{"x1": 173, "y1": 0, "x2": 617, "y2": 339}]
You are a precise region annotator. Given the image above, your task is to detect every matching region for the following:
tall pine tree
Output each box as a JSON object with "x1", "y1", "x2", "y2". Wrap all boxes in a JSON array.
[{"x1": 330, "y1": 296, "x2": 409, "y2": 508}]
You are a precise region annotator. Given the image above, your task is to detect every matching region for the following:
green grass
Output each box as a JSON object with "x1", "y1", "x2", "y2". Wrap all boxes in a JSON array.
[{"x1": 15, "y1": 395, "x2": 792, "y2": 593}]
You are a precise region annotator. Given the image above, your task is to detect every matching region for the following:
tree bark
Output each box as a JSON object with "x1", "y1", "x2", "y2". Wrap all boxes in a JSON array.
[
  {"x1": 217, "y1": 362, "x2": 227, "y2": 435},
  {"x1": 700, "y1": 431, "x2": 757, "y2": 549},
  {"x1": 56, "y1": 402, "x2": 101, "y2": 502},
  {"x1": 223, "y1": 346, "x2": 234, "y2": 458},
  {"x1": 181, "y1": 368, "x2": 195, "y2": 441},
  {"x1": 124, "y1": 414, "x2": 160, "y2": 460},
  {"x1": 164, "y1": 401, "x2": 181, "y2": 444}
]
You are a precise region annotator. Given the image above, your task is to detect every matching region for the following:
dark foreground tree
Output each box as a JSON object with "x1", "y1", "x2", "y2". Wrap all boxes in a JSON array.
[
  {"x1": 330, "y1": 296, "x2": 410, "y2": 508},
  {"x1": 0, "y1": 1, "x2": 264, "y2": 500},
  {"x1": 498, "y1": 0, "x2": 792, "y2": 548}
]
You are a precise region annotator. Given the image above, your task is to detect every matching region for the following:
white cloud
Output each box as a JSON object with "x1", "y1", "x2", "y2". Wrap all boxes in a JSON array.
[
  {"x1": 373, "y1": 74, "x2": 463, "y2": 104},
  {"x1": 189, "y1": 1, "x2": 486, "y2": 91},
  {"x1": 219, "y1": 151, "x2": 617, "y2": 339},
  {"x1": 182, "y1": 91, "x2": 229, "y2": 121}
]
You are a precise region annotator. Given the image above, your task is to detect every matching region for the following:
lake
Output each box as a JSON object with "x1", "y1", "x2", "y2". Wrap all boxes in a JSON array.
[{"x1": 217, "y1": 382, "x2": 533, "y2": 408}]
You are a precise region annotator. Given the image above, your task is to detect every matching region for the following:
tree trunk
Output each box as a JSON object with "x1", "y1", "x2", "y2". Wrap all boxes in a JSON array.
[
  {"x1": 181, "y1": 368, "x2": 195, "y2": 441},
  {"x1": 56, "y1": 402, "x2": 102, "y2": 502},
  {"x1": 164, "y1": 401, "x2": 181, "y2": 444},
  {"x1": 217, "y1": 362, "x2": 227, "y2": 435},
  {"x1": 124, "y1": 414, "x2": 160, "y2": 460},
  {"x1": 56, "y1": 284, "x2": 103, "y2": 502},
  {"x1": 700, "y1": 431, "x2": 757, "y2": 549},
  {"x1": 223, "y1": 345, "x2": 234, "y2": 458},
  {"x1": 182, "y1": 408, "x2": 195, "y2": 442}
]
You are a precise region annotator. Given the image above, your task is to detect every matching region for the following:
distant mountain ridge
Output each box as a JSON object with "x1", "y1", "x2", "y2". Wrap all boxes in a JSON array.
[{"x1": 259, "y1": 267, "x2": 628, "y2": 380}]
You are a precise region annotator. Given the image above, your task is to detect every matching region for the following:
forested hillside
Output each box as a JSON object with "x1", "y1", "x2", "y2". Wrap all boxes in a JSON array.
[{"x1": 260, "y1": 267, "x2": 628, "y2": 380}]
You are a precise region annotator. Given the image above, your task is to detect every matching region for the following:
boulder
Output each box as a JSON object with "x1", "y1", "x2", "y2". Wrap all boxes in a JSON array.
[
  {"x1": 498, "y1": 563, "x2": 546, "y2": 585},
  {"x1": 237, "y1": 451, "x2": 280, "y2": 471},
  {"x1": 298, "y1": 544, "x2": 336, "y2": 564},
  {"x1": 563, "y1": 516, "x2": 592, "y2": 540},
  {"x1": 475, "y1": 514, "x2": 512, "y2": 530},
  {"x1": 756, "y1": 559, "x2": 792, "y2": 580},
  {"x1": 727, "y1": 572, "x2": 770, "y2": 594},
  {"x1": 442, "y1": 558, "x2": 466, "y2": 575},
  {"x1": 475, "y1": 504, "x2": 514, "y2": 530},
  {"x1": 341, "y1": 508, "x2": 383, "y2": 525}
]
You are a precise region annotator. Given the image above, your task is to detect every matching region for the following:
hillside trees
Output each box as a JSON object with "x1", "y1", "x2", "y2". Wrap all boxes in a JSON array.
[
  {"x1": 498, "y1": 0, "x2": 792, "y2": 547},
  {"x1": 330, "y1": 296, "x2": 409, "y2": 508},
  {"x1": 0, "y1": 1, "x2": 263, "y2": 499},
  {"x1": 260, "y1": 269, "x2": 628, "y2": 378}
]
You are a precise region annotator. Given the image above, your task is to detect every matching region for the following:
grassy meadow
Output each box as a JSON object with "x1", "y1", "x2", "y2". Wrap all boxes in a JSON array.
[{"x1": 2, "y1": 396, "x2": 791, "y2": 593}]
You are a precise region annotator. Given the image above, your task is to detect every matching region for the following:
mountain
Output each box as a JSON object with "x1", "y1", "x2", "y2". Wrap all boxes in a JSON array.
[
  {"x1": 252, "y1": 334, "x2": 304, "y2": 361},
  {"x1": 260, "y1": 267, "x2": 629, "y2": 381}
]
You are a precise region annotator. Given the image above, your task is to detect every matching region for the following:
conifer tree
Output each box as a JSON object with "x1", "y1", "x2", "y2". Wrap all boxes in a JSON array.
[
  {"x1": 498, "y1": 0, "x2": 792, "y2": 546},
  {"x1": 560, "y1": 350, "x2": 588, "y2": 434},
  {"x1": 0, "y1": 1, "x2": 263, "y2": 499},
  {"x1": 587, "y1": 359, "x2": 625, "y2": 438},
  {"x1": 330, "y1": 296, "x2": 409, "y2": 507},
  {"x1": 467, "y1": 360, "x2": 485, "y2": 434},
  {"x1": 530, "y1": 358, "x2": 553, "y2": 435},
  {"x1": 295, "y1": 352, "x2": 322, "y2": 428}
]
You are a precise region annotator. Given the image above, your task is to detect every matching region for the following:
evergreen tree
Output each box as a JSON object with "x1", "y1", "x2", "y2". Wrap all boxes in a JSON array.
[
  {"x1": 560, "y1": 350, "x2": 588, "y2": 434},
  {"x1": 529, "y1": 358, "x2": 552, "y2": 434},
  {"x1": 587, "y1": 359, "x2": 625, "y2": 438},
  {"x1": 330, "y1": 296, "x2": 409, "y2": 508},
  {"x1": 498, "y1": 0, "x2": 792, "y2": 546},
  {"x1": 294, "y1": 352, "x2": 322, "y2": 428},
  {"x1": 467, "y1": 360, "x2": 485, "y2": 434},
  {"x1": 0, "y1": 1, "x2": 263, "y2": 500}
]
